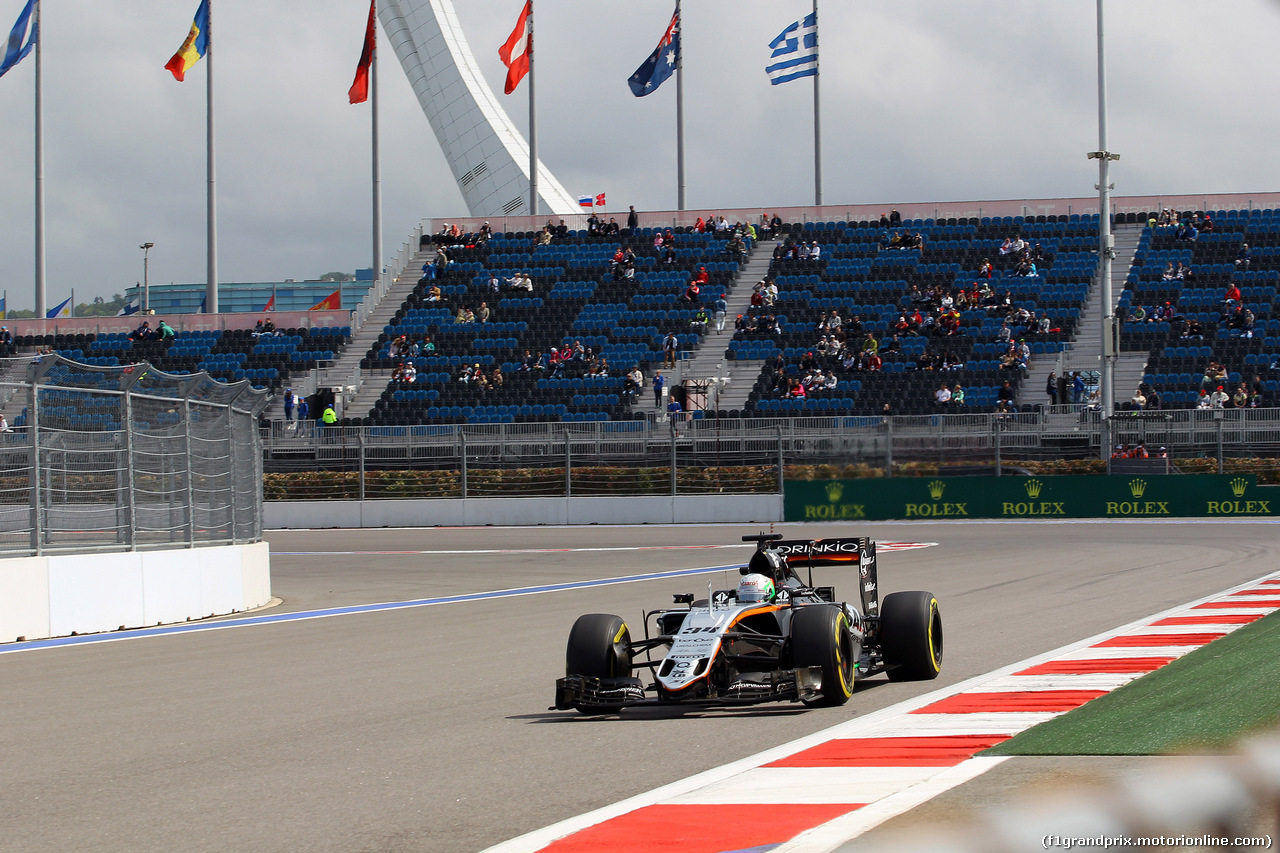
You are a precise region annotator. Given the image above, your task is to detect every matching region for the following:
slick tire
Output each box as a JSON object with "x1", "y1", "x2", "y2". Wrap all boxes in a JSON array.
[
  {"x1": 790, "y1": 605, "x2": 857, "y2": 707},
  {"x1": 880, "y1": 591, "x2": 943, "y2": 682},
  {"x1": 565, "y1": 614, "x2": 633, "y2": 714}
]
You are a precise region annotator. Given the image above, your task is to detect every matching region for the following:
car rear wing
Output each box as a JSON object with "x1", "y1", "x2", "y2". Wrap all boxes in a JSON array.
[{"x1": 772, "y1": 538, "x2": 879, "y2": 616}]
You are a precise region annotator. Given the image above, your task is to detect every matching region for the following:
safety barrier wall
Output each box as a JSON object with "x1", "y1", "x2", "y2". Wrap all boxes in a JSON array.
[
  {"x1": 265, "y1": 495, "x2": 784, "y2": 529},
  {"x1": 785, "y1": 474, "x2": 1280, "y2": 521},
  {"x1": 0, "y1": 541, "x2": 271, "y2": 643}
]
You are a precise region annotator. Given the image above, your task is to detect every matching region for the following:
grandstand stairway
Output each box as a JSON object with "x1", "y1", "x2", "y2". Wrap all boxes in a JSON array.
[
  {"x1": 1021, "y1": 223, "x2": 1148, "y2": 407},
  {"x1": 300, "y1": 248, "x2": 433, "y2": 419},
  {"x1": 677, "y1": 239, "x2": 778, "y2": 412}
]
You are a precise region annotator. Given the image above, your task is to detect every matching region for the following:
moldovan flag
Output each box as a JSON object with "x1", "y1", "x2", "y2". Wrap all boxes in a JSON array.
[
  {"x1": 348, "y1": 0, "x2": 376, "y2": 104},
  {"x1": 165, "y1": 0, "x2": 209, "y2": 82},
  {"x1": 310, "y1": 290, "x2": 342, "y2": 311},
  {"x1": 498, "y1": 0, "x2": 531, "y2": 95}
]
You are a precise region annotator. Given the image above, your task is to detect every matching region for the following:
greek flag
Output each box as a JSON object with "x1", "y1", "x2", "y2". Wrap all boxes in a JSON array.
[
  {"x1": 0, "y1": 0, "x2": 37, "y2": 80},
  {"x1": 766, "y1": 11, "x2": 817, "y2": 85}
]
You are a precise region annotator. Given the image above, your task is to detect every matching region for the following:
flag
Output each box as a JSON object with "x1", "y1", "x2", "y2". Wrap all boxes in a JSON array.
[
  {"x1": 46, "y1": 296, "x2": 71, "y2": 319},
  {"x1": 165, "y1": 0, "x2": 209, "y2": 82},
  {"x1": 310, "y1": 289, "x2": 342, "y2": 311},
  {"x1": 199, "y1": 294, "x2": 207, "y2": 313},
  {"x1": 577, "y1": 195, "x2": 593, "y2": 209},
  {"x1": 498, "y1": 0, "x2": 531, "y2": 95},
  {"x1": 766, "y1": 11, "x2": 818, "y2": 85},
  {"x1": 595, "y1": 192, "x2": 606, "y2": 208},
  {"x1": 0, "y1": 0, "x2": 36, "y2": 80},
  {"x1": 0, "y1": 294, "x2": 6, "y2": 318},
  {"x1": 262, "y1": 294, "x2": 276, "y2": 312},
  {"x1": 628, "y1": 6, "x2": 679, "y2": 97},
  {"x1": 348, "y1": 0, "x2": 376, "y2": 104},
  {"x1": 117, "y1": 297, "x2": 140, "y2": 316}
]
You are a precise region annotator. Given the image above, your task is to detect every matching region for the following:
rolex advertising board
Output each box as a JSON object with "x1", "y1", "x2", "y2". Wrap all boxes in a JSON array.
[{"x1": 785, "y1": 475, "x2": 1279, "y2": 521}]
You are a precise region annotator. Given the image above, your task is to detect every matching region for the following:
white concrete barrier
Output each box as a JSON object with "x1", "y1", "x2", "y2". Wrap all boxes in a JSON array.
[
  {"x1": 0, "y1": 542, "x2": 271, "y2": 643},
  {"x1": 265, "y1": 495, "x2": 784, "y2": 528}
]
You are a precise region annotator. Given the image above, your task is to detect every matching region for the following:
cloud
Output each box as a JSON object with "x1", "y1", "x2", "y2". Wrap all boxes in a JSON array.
[{"x1": 0, "y1": 1, "x2": 1278, "y2": 310}]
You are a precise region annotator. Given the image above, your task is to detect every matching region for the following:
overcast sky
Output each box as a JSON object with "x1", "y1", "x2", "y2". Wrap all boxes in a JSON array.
[{"x1": 1, "y1": 1, "x2": 1278, "y2": 310}]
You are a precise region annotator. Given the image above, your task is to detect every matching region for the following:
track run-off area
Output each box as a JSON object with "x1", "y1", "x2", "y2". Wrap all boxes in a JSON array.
[{"x1": 1, "y1": 521, "x2": 1276, "y2": 853}]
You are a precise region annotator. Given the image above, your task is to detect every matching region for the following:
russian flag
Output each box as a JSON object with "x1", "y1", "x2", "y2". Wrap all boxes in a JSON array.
[{"x1": 578, "y1": 196, "x2": 594, "y2": 209}]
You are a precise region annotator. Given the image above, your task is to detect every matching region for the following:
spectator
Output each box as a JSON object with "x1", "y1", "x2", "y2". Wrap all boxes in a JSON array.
[
  {"x1": 476, "y1": 302, "x2": 490, "y2": 323},
  {"x1": 295, "y1": 396, "x2": 309, "y2": 433},
  {"x1": 627, "y1": 206, "x2": 639, "y2": 232},
  {"x1": 997, "y1": 380, "x2": 1015, "y2": 407},
  {"x1": 1072, "y1": 371, "x2": 1085, "y2": 404},
  {"x1": 652, "y1": 371, "x2": 665, "y2": 407},
  {"x1": 283, "y1": 388, "x2": 295, "y2": 422},
  {"x1": 624, "y1": 365, "x2": 642, "y2": 403},
  {"x1": 157, "y1": 320, "x2": 175, "y2": 340},
  {"x1": 1236, "y1": 243, "x2": 1252, "y2": 270},
  {"x1": 934, "y1": 382, "x2": 952, "y2": 407},
  {"x1": 1209, "y1": 385, "x2": 1229, "y2": 408},
  {"x1": 713, "y1": 293, "x2": 727, "y2": 334},
  {"x1": 1046, "y1": 371, "x2": 1058, "y2": 405},
  {"x1": 952, "y1": 384, "x2": 965, "y2": 406},
  {"x1": 663, "y1": 332, "x2": 678, "y2": 368},
  {"x1": 0, "y1": 326, "x2": 10, "y2": 345},
  {"x1": 1131, "y1": 388, "x2": 1147, "y2": 410}
]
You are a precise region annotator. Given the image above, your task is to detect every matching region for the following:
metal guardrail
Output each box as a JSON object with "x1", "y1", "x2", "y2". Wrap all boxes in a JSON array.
[
  {"x1": 262, "y1": 406, "x2": 1280, "y2": 469},
  {"x1": 0, "y1": 356, "x2": 269, "y2": 556}
]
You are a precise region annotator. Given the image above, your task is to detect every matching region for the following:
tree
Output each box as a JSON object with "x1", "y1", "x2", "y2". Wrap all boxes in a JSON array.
[{"x1": 319, "y1": 271, "x2": 355, "y2": 282}]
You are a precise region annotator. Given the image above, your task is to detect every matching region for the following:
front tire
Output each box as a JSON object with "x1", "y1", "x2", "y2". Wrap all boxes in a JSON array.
[
  {"x1": 791, "y1": 605, "x2": 857, "y2": 706},
  {"x1": 565, "y1": 614, "x2": 633, "y2": 714},
  {"x1": 880, "y1": 591, "x2": 943, "y2": 681}
]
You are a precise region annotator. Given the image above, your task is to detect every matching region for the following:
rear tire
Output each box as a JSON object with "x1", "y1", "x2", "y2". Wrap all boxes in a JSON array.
[
  {"x1": 880, "y1": 591, "x2": 943, "y2": 681},
  {"x1": 791, "y1": 605, "x2": 856, "y2": 706},
  {"x1": 565, "y1": 614, "x2": 632, "y2": 714}
]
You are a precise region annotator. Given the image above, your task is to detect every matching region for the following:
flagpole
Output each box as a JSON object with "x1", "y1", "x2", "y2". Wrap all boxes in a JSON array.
[
  {"x1": 675, "y1": 0, "x2": 685, "y2": 211},
  {"x1": 34, "y1": 0, "x2": 45, "y2": 317},
  {"x1": 812, "y1": 0, "x2": 822, "y2": 207},
  {"x1": 371, "y1": 5, "x2": 382, "y2": 311},
  {"x1": 206, "y1": 0, "x2": 219, "y2": 314},
  {"x1": 527, "y1": 1, "x2": 537, "y2": 218}
]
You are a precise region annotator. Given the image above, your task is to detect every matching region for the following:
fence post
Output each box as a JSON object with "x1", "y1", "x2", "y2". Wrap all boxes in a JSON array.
[
  {"x1": 183, "y1": 399, "x2": 196, "y2": 547},
  {"x1": 1216, "y1": 412, "x2": 1224, "y2": 474},
  {"x1": 994, "y1": 417, "x2": 1002, "y2": 477},
  {"x1": 228, "y1": 401, "x2": 239, "y2": 546},
  {"x1": 564, "y1": 429, "x2": 571, "y2": 497},
  {"x1": 357, "y1": 433, "x2": 366, "y2": 502},
  {"x1": 885, "y1": 416, "x2": 894, "y2": 478},
  {"x1": 776, "y1": 426, "x2": 784, "y2": 495},
  {"x1": 669, "y1": 419, "x2": 677, "y2": 496},
  {"x1": 122, "y1": 388, "x2": 137, "y2": 550},
  {"x1": 460, "y1": 429, "x2": 468, "y2": 499},
  {"x1": 28, "y1": 376, "x2": 41, "y2": 555}
]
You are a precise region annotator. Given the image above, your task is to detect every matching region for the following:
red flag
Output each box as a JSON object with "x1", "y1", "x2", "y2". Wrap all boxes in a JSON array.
[
  {"x1": 349, "y1": 0, "x2": 377, "y2": 104},
  {"x1": 595, "y1": 192, "x2": 606, "y2": 208},
  {"x1": 310, "y1": 290, "x2": 342, "y2": 311},
  {"x1": 262, "y1": 294, "x2": 276, "y2": 312},
  {"x1": 498, "y1": 0, "x2": 531, "y2": 95}
]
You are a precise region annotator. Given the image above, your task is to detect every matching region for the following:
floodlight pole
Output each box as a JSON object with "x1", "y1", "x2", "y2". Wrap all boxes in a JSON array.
[
  {"x1": 140, "y1": 243, "x2": 154, "y2": 313},
  {"x1": 1090, "y1": 0, "x2": 1119, "y2": 461}
]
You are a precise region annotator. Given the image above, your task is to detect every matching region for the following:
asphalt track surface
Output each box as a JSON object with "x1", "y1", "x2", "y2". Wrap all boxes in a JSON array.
[{"x1": 1, "y1": 520, "x2": 1276, "y2": 853}]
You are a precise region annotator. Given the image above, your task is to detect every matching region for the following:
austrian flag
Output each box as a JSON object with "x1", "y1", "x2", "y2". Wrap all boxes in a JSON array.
[{"x1": 498, "y1": 0, "x2": 531, "y2": 95}]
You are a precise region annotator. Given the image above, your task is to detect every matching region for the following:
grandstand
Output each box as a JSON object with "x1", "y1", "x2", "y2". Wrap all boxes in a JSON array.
[{"x1": 7, "y1": 196, "x2": 1280, "y2": 427}]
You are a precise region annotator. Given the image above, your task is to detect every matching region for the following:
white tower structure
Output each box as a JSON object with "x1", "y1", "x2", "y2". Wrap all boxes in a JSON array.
[{"x1": 380, "y1": 0, "x2": 579, "y2": 218}]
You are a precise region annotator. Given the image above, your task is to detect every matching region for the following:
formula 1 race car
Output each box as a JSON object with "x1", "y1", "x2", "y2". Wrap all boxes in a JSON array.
[{"x1": 552, "y1": 534, "x2": 943, "y2": 714}]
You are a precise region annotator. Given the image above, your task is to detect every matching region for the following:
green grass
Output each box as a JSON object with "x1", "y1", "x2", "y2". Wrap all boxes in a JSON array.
[{"x1": 984, "y1": 611, "x2": 1280, "y2": 756}]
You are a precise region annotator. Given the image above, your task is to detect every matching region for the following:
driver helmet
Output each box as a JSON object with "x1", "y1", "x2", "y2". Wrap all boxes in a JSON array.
[{"x1": 736, "y1": 573, "x2": 775, "y2": 604}]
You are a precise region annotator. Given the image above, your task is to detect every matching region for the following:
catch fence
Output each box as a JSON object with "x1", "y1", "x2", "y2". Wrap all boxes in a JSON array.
[
  {"x1": 261, "y1": 407, "x2": 1280, "y2": 500},
  {"x1": 0, "y1": 356, "x2": 268, "y2": 556}
]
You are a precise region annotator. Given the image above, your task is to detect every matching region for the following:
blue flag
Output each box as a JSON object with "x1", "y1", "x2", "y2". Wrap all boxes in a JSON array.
[
  {"x1": 766, "y1": 11, "x2": 818, "y2": 85},
  {"x1": 628, "y1": 6, "x2": 679, "y2": 97},
  {"x1": 46, "y1": 295, "x2": 71, "y2": 319},
  {"x1": 0, "y1": 0, "x2": 37, "y2": 80},
  {"x1": 198, "y1": 294, "x2": 207, "y2": 313},
  {"x1": 117, "y1": 297, "x2": 140, "y2": 316}
]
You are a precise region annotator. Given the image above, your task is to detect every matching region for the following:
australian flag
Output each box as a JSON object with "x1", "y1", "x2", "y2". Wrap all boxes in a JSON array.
[{"x1": 628, "y1": 6, "x2": 679, "y2": 97}]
